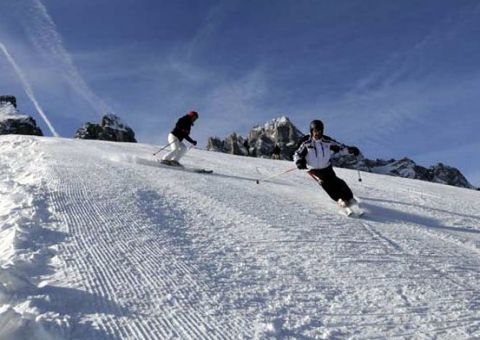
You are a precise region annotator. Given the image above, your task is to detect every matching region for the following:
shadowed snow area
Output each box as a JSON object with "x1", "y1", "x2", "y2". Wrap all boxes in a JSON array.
[{"x1": 1, "y1": 135, "x2": 480, "y2": 339}]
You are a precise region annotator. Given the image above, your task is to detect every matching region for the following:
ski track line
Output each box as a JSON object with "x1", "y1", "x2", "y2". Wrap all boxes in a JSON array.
[
  {"x1": 197, "y1": 175, "x2": 480, "y2": 338},
  {"x1": 43, "y1": 159, "x2": 247, "y2": 339},
  {"x1": 49, "y1": 167, "x2": 228, "y2": 339},
  {"x1": 44, "y1": 168, "x2": 140, "y2": 339},
  {"x1": 361, "y1": 219, "x2": 476, "y2": 291},
  {"x1": 356, "y1": 218, "x2": 480, "y2": 335},
  {"x1": 52, "y1": 181, "x2": 224, "y2": 338},
  {"x1": 144, "y1": 169, "x2": 428, "y2": 337},
  {"x1": 358, "y1": 196, "x2": 480, "y2": 290},
  {"x1": 370, "y1": 191, "x2": 480, "y2": 257},
  {"x1": 10, "y1": 138, "x2": 480, "y2": 339},
  {"x1": 135, "y1": 166, "x2": 355, "y2": 337}
]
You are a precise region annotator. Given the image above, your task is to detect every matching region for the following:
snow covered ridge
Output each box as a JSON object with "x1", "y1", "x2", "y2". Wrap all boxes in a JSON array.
[
  {"x1": 1, "y1": 134, "x2": 480, "y2": 338},
  {"x1": 208, "y1": 116, "x2": 476, "y2": 190}
]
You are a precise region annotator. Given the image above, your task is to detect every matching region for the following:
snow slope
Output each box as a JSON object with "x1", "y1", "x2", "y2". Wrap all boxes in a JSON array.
[{"x1": 1, "y1": 135, "x2": 480, "y2": 339}]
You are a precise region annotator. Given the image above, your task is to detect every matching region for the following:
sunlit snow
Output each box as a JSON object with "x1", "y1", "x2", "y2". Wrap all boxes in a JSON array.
[{"x1": 1, "y1": 135, "x2": 479, "y2": 339}]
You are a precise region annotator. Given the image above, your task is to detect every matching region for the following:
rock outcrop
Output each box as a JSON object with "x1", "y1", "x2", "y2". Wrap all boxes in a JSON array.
[
  {"x1": 0, "y1": 96, "x2": 43, "y2": 136},
  {"x1": 74, "y1": 113, "x2": 137, "y2": 143},
  {"x1": 0, "y1": 95, "x2": 17, "y2": 108}
]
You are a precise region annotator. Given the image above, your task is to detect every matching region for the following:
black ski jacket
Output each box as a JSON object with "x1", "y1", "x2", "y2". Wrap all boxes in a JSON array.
[{"x1": 171, "y1": 115, "x2": 195, "y2": 143}]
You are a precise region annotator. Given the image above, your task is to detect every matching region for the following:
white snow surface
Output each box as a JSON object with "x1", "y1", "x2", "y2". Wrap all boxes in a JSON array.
[
  {"x1": 1, "y1": 135, "x2": 480, "y2": 339},
  {"x1": 0, "y1": 103, "x2": 28, "y2": 120}
]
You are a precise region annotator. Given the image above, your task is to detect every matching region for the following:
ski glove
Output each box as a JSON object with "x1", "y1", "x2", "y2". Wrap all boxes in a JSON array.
[
  {"x1": 296, "y1": 159, "x2": 307, "y2": 170},
  {"x1": 191, "y1": 140, "x2": 198, "y2": 146},
  {"x1": 330, "y1": 145, "x2": 341, "y2": 153},
  {"x1": 348, "y1": 146, "x2": 360, "y2": 156}
]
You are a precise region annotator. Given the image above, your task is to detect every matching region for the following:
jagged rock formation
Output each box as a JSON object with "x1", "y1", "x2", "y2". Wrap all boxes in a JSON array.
[
  {"x1": 0, "y1": 97, "x2": 43, "y2": 136},
  {"x1": 208, "y1": 116, "x2": 475, "y2": 189},
  {"x1": 207, "y1": 116, "x2": 304, "y2": 159},
  {"x1": 207, "y1": 133, "x2": 249, "y2": 156},
  {"x1": 74, "y1": 113, "x2": 137, "y2": 143},
  {"x1": 0, "y1": 95, "x2": 17, "y2": 108},
  {"x1": 332, "y1": 156, "x2": 473, "y2": 188}
]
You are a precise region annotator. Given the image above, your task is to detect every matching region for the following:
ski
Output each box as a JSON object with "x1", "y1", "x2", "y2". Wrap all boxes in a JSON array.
[
  {"x1": 160, "y1": 164, "x2": 213, "y2": 174},
  {"x1": 338, "y1": 208, "x2": 364, "y2": 218},
  {"x1": 190, "y1": 168, "x2": 213, "y2": 174},
  {"x1": 136, "y1": 157, "x2": 213, "y2": 174},
  {"x1": 157, "y1": 160, "x2": 213, "y2": 174}
]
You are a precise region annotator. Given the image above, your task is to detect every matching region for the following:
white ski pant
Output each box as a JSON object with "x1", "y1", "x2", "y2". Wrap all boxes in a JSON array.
[{"x1": 162, "y1": 133, "x2": 187, "y2": 161}]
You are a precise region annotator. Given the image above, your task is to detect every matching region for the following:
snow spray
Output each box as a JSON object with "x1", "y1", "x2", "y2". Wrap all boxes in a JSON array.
[{"x1": 0, "y1": 42, "x2": 59, "y2": 137}]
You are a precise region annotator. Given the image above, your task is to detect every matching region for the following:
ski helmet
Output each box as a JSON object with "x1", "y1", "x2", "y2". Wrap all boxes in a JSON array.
[
  {"x1": 188, "y1": 111, "x2": 199, "y2": 120},
  {"x1": 309, "y1": 119, "x2": 324, "y2": 133}
]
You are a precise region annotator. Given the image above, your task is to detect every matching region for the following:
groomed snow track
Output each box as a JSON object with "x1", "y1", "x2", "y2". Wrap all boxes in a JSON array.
[{"x1": 1, "y1": 135, "x2": 480, "y2": 339}]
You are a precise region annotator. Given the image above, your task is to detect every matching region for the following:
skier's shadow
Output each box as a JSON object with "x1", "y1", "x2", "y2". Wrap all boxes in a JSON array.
[
  {"x1": 209, "y1": 171, "x2": 290, "y2": 186},
  {"x1": 359, "y1": 198, "x2": 480, "y2": 235},
  {"x1": 36, "y1": 284, "x2": 131, "y2": 339},
  {"x1": 365, "y1": 196, "x2": 480, "y2": 220}
]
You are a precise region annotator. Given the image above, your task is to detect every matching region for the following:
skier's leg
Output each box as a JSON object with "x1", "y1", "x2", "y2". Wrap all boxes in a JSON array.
[
  {"x1": 334, "y1": 177, "x2": 354, "y2": 202},
  {"x1": 162, "y1": 134, "x2": 182, "y2": 161},
  {"x1": 310, "y1": 167, "x2": 342, "y2": 202},
  {"x1": 171, "y1": 141, "x2": 187, "y2": 162},
  {"x1": 311, "y1": 166, "x2": 354, "y2": 203}
]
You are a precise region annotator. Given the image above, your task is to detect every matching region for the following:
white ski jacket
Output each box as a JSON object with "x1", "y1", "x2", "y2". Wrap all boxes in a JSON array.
[{"x1": 294, "y1": 135, "x2": 346, "y2": 169}]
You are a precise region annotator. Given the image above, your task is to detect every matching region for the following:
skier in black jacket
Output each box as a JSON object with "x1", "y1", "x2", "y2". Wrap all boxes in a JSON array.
[
  {"x1": 294, "y1": 120, "x2": 360, "y2": 208},
  {"x1": 161, "y1": 111, "x2": 198, "y2": 166}
]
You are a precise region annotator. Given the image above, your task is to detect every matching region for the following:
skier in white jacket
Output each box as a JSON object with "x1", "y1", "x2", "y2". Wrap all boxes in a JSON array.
[{"x1": 294, "y1": 120, "x2": 360, "y2": 208}]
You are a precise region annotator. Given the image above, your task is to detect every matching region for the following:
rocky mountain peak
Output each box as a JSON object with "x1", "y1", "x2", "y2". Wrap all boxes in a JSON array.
[{"x1": 208, "y1": 116, "x2": 304, "y2": 159}]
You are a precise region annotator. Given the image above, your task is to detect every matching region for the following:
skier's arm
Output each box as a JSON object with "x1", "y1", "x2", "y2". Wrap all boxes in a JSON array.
[
  {"x1": 323, "y1": 135, "x2": 346, "y2": 153},
  {"x1": 184, "y1": 135, "x2": 197, "y2": 145},
  {"x1": 293, "y1": 142, "x2": 308, "y2": 169},
  {"x1": 324, "y1": 135, "x2": 360, "y2": 156}
]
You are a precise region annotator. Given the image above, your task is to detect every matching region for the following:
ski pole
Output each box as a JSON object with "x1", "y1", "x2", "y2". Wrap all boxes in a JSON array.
[
  {"x1": 307, "y1": 171, "x2": 323, "y2": 185},
  {"x1": 355, "y1": 155, "x2": 362, "y2": 182},
  {"x1": 255, "y1": 167, "x2": 296, "y2": 184},
  {"x1": 153, "y1": 141, "x2": 175, "y2": 156}
]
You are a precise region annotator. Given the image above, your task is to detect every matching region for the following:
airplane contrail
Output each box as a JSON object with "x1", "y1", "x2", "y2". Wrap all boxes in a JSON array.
[
  {"x1": 0, "y1": 42, "x2": 60, "y2": 137},
  {"x1": 22, "y1": 0, "x2": 111, "y2": 115}
]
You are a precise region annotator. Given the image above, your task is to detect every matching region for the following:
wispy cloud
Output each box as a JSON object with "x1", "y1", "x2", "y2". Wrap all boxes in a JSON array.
[
  {"x1": 311, "y1": 4, "x2": 480, "y2": 151},
  {"x1": 203, "y1": 66, "x2": 269, "y2": 130},
  {"x1": 20, "y1": 0, "x2": 111, "y2": 115},
  {"x1": 184, "y1": 0, "x2": 239, "y2": 62}
]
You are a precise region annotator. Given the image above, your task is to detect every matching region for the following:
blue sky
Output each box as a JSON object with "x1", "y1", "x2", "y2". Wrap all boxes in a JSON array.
[{"x1": 1, "y1": 0, "x2": 479, "y2": 186}]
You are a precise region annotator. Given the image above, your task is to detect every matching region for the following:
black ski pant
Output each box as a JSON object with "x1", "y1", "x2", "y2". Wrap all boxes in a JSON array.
[{"x1": 308, "y1": 165, "x2": 353, "y2": 202}]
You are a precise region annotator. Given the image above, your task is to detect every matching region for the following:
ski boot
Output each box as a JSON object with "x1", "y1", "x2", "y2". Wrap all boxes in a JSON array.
[
  {"x1": 337, "y1": 199, "x2": 353, "y2": 216},
  {"x1": 341, "y1": 198, "x2": 364, "y2": 217}
]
